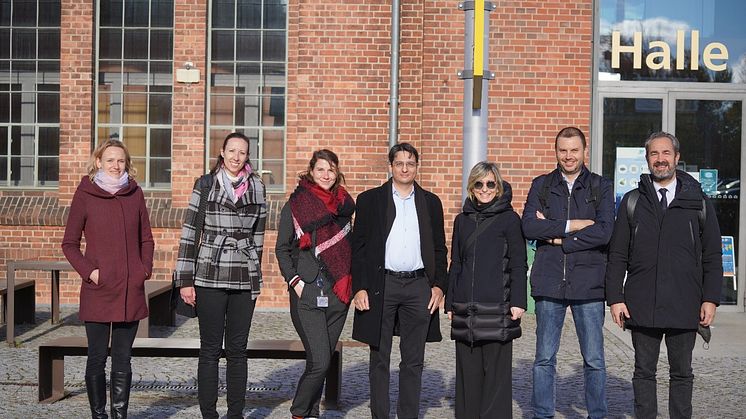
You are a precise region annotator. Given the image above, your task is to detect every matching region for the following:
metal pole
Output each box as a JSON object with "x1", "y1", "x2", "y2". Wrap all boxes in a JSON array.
[
  {"x1": 459, "y1": 1, "x2": 494, "y2": 201},
  {"x1": 389, "y1": 0, "x2": 401, "y2": 148}
]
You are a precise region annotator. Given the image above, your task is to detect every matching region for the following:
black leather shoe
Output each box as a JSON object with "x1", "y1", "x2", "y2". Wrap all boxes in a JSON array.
[
  {"x1": 85, "y1": 374, "x2": 108, "y2": 419},
  {"x1": 110, "y1": 372, "x2": 132, "y2": 419}
]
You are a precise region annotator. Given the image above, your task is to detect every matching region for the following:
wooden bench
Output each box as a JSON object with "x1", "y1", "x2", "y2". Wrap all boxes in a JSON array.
[
  {"x1": 38, "y1": 337, "x2": 343, "y2": 408},
  {"x1": 4, "y1": 260, "x2": 175, "y2": 345},
  {"x1": 0, "y1": 278, "x2": 36, "y2": 325}
]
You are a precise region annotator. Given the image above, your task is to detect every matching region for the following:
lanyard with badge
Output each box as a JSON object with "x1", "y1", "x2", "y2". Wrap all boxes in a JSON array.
[{"x1": 316, "y1": 276, "x2": 328, "y2": 307}]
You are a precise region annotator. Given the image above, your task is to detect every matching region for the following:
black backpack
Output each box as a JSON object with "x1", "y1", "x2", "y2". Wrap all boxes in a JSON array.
[{"x1": 625, "y1": 188, "x2": 706, "y2": 236}]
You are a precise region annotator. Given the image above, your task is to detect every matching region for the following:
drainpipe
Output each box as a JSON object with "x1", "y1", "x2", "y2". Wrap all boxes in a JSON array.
[
  {"x1": 459, "y1": 0, "x2": 495, "y2": 201},
  {"x1": 389, "y1": 0, "x2": 401, "y2": 149}
]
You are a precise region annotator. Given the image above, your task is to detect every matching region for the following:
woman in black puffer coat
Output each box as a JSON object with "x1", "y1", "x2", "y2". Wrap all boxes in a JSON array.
[{"x1": 446, "y1": 161, "x2": 528, "y2": 419}]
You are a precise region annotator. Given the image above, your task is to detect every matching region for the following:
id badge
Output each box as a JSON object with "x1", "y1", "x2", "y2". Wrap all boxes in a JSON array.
[{"x1": 317, "y1": 295, "x2": 329, "y2": 307}]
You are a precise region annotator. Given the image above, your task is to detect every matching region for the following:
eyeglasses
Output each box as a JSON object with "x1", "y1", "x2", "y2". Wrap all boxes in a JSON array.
[
  {"x1": 392, "y1": 161, "x2": 417, "y2": 169},
  {"x1": 474, "y1": 181, "x2": 497, "y2": 190}
]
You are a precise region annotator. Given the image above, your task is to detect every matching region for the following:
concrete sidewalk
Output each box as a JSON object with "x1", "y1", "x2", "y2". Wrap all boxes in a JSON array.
[{"x1": 1, "y1": 306, "x2": 745, "y2": 418}]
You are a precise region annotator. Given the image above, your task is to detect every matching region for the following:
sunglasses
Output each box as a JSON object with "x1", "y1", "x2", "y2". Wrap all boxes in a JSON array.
[{"x1": 474, "y1": 181, "x2": 497, "y2": 190}]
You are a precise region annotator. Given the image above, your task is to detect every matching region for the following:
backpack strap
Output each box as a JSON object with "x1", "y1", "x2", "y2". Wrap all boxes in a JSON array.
[
  {"x1": 587, "y1": 173, "x2": 602, "y2": 210},
  {"x1": 193, "y1": 174, "x2": 213, "y2": 252},
  {"x1": 626, "y1": 189, "x2": 640, "y2": 226},
  {"x1": 462, "y1": 215, "x2": 502, "y2": 258}
]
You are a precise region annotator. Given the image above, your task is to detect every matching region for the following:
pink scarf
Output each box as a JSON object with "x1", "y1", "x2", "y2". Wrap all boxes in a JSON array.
[{"x1": 93, "y1": 170, "x2": 129, "y2": 194}]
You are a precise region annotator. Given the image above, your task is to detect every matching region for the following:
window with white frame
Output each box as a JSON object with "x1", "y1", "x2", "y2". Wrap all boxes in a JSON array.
[
  {"x1": 0, "y1": 0, "x2": 60, "y2": 187},
  {"x1": 96, "y1": 0, "x2": 173, "y2": 189},
  {"x1": 208, "y1": 0, "x2": 286, "y2": 192}
]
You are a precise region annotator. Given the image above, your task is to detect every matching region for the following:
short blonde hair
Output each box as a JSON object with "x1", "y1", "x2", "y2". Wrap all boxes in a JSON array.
[
  {"x1": 466, "y1": 161, "x2": 504, "y2": 202},
  {"x1": 86, "y1": 139, "x2": 136, "y2": 180}
]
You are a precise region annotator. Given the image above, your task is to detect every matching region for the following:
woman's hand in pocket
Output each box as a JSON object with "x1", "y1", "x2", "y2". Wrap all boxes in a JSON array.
[{"x1": 293, "y1": 281, "x2": 304, "y2": 298}]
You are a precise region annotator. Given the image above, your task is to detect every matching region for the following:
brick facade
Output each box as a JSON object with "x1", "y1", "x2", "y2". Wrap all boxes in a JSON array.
[{"x1": 0, "y1": 0, "x2": 593, "y2": 310}]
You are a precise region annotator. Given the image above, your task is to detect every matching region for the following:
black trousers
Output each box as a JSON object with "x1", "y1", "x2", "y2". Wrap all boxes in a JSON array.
[
  {"x1": 455, "y1": 340, "x2": 513, "y2": 419},
  {"x1": 289, "y1": 277, "x2": 349, "y2": 417},
  {"x1": 195, "y1": 286, "x2": 256, "y2": 419},
  {"x1": 84, "y1": 321, "x2": 139, "y2": 376},
  {"x1": 369, "y1": 273, "x2": 431, "y2": 419},
  {"x1": 631, "y1": 327, "x2": 696, "y2": 419}
]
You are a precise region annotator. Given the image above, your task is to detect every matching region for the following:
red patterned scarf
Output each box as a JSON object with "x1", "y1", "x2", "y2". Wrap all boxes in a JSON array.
[{"x1": 289, "y1": 179, "x2": 355, "y2": 304}]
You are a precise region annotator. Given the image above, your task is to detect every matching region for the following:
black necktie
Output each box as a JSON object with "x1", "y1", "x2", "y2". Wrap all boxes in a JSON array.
[{"x1": 659, "y1": 188, "x2": 668, "y2": 211}]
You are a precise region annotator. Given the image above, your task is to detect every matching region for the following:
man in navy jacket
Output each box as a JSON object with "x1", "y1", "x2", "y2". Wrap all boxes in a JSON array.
[
  {"x1": 522, "y1": 127, "x2": 614, "y2": 419},
  {"x1": 606, "y1": 132, "x2": 721, "y2": 419}
]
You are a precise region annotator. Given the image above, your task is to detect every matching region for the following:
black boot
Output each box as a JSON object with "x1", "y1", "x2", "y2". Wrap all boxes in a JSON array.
[
  {"x1": 85, "y1": 374, "x2": 108, "y2": 419},
  {"x1": 109, "y1": 372, "x2": 132, "y2": 419}
]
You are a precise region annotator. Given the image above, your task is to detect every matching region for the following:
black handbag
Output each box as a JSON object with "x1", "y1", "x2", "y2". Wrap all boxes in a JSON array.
[{"x1": 170, "y1": 174, "x2": 212, "y2": 319}]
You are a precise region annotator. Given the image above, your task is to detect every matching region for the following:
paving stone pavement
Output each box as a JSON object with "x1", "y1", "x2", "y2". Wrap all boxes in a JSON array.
[{"x1": 1, "y1": 305, "x2": 745, "y2": 418}]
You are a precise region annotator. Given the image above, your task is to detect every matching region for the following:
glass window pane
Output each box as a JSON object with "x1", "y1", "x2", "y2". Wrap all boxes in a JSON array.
[
  {"x1": 234, "y1": 95, "x2": 259, "y2": 126},
  {"x1": 261, "y1": 159, "x2": 283, "y2": 190},
  {"x1": 0, "y1": 29, "x2": 10, "y2": 59},
  {"x1": 10, "y1": 125, "x2": 34, "y2": 155},
  {"x1": 98, "y1": 126, "x2": 120, "y2": 143},
  {"x1": 122, "y1": 93, "x2": 147, "y2": 124},
  {"x1": 37, "y1": 92, "x2": 59, "y2": 123},
  {"x1": 123, "y1": 126, "x2": 146, "y2": 156},
  {"x1": 211, "y1": 62, "x2": 234, "y2": 88},
  {"x1": 38, "y1": 0, "x2": 61, "y2": 26},
  {"x1": 37, "y1": 61, "x2": 59, "y2": 85},
  {"x1": 236, "y1": 30, "x2": 260, "y2": 60},
  {"x1": 602, "y1": 97, "x2": 662, "y2": 182},
  {"x1": 263, "y1": 0, "x2": 286, "y2": 29},
  {"x1": 212, "y1": 0, "x2": 235, "y2": 29},
  {"x1": 0, "y1": 157, "x2": 6, "y2": 182},
  {"x1": 38, "y1": 29, "x2": 60, "y2": 59},
  {"x1": 262, "y1": 94, "x2": 284, "y2": 126},
  {"x1": 262, "y1": 31, "x2": 285, "y2": 61},
  {"x1": 148, "y1": 94, "x2": 171, "y2": 124},
  {"x1": 149, "y1": 158, "x2": 170, "y2": 187},
  {"x1": 263, "y1": 128, "x2": 283, "y2": 159},
  {"x1": 38, "y1": 156, "x2": 58, "y2": 185},
  {"x1": 100, "y1": 0, "x2": 123, "y2": 26},
  {"x1": 209, "y1": 129, "x2": 232, "y2": 161},
  {"x1": 238, "y1": 127, "x2": 258, "y2": 159},
  {"x1": 99, "y1": 61, "x2": 123, "y2": 87},
  {"x1": 149, "y1": 62, "x2": 172, "y2": 86},
  {"x1": 38, "y1": 126, "x2": 59, "y2": 155},
  {"x1": 237, "y1": 0, "x2": 260, "y2": 29},
  {"x1": 124, "y1": 0, "x2": 149, "y2": 26},
  {"x1": 210, "y1": 95, "x2": 234, "y2": 126},
  {"x1": 123, "y1": 29, "x2": 148, "y2": 59},
  {"x1": 11, "y1": 92, "x2": 36, "y2": 123},
  {"x1": 0, "y1": 92, "x2": 8, "y2": 122},
  {"x1": 150, "y1": 128, "x2": 170, "y2": 157},
  {"x1": 0, "y1": 1, "x2": 10, "y2": 26},
  {"x1": 100, "y1": 29, "x2": 122, "y2": 60},
  {"x1": 150, "y1": 0, "x2": 173, "y2": 28},
  {"x1": 12, "y1": 0, "x2": 36, "y2": 26},
  {"x1": 12, "y1": 29, "x2": 36, "y2": 59},
  {"x1": 0, "y1": 126, "x2": 7, "y2": 153},
  {"x1": 211, "y1": 30, "x2": 234, "y2": 60},
  {"x1": 10, "y1": 156, "x2": 34, "y2": 185},
  {"x1": 131, "y1": 157, "x2": 145, "y2": 180},
  {"x1": 123, "y1": 61, "x2": 148, "y2": 85},
  {"x1": 150, "y1": 30, "x2": 172, "y2": 59},
  {"x1": 236, "y1": 63, "x2": 260, "y2": 93}
]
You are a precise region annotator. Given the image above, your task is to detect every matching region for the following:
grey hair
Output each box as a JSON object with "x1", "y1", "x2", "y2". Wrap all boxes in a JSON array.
[{"x1": 644, "y1": 131, "x2": 680, "y2": 154}]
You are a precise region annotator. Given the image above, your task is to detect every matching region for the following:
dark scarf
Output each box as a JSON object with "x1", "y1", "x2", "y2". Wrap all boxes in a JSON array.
[{"x1": 289, "y1": 179, "x2": 355, "y2": 304}]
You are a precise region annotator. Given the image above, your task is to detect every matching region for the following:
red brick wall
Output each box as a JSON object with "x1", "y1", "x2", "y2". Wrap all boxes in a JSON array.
[{"x1": 1, "y1": 0, "x2": 594, "y2": 310}]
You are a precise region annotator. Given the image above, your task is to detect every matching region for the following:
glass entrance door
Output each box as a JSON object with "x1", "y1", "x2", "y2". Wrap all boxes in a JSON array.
[
  {"x1": 598, "y1": 90, "x2": 746, "y2": 307},
  {"x1": 670, "y1": 93, "x2": 744, "y2": 305}
]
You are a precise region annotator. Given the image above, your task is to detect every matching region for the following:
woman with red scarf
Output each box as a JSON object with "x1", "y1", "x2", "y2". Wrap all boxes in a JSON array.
[{"x1": 275, "y1": 149, "x2": 355, "y2": 419}]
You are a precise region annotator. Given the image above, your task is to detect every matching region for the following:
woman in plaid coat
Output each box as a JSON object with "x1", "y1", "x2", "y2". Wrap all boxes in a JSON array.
[{"x1": 173, "y1": 132, "x2": 267, "y2": 419}]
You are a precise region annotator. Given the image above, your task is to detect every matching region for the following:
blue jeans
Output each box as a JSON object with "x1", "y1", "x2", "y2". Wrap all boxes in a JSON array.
[{"x1": 532, "y1": 298, "x2": 607, "y2": 419}]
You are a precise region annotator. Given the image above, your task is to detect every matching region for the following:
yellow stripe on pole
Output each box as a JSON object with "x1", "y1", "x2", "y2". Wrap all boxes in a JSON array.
[{"x1": 474, "y1": 0, "x2": 484, "y2": 77}]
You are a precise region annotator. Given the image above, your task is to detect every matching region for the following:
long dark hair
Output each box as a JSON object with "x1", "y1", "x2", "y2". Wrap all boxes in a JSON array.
[
  {"x1": 210, "y1": 132, "x2": 256, "y2": 176},
  {"x1": 298, "y1": 149, "x2": 346, "y2": 192}
]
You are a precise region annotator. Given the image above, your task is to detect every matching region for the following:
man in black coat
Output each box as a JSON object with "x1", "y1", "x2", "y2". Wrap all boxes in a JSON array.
[
  {"x1": 522, "y1": 127, "x2": 614, "y2": 419},
  {"x1": 351, "y1": 143, "x2": 448, "y2": 419},
  {"x1": 606, "y1": 132, "x2": 722, "y2": 419}
]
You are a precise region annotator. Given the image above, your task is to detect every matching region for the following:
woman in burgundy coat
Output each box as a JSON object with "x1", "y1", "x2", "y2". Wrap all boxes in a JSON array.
[{"x1": 62, "y1": 139, "x2": 154, "y2": 419}]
